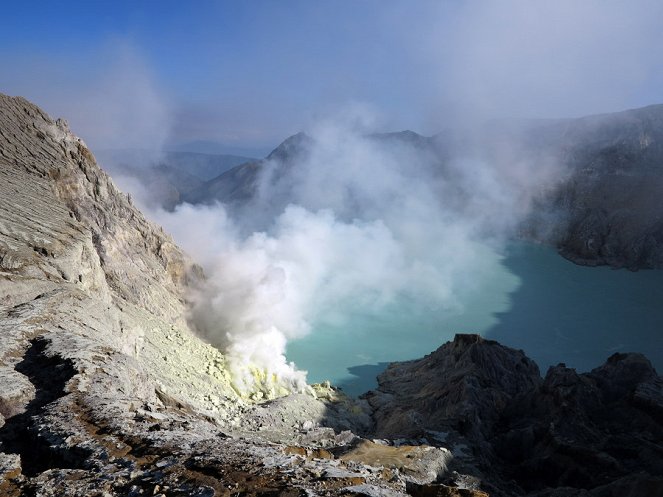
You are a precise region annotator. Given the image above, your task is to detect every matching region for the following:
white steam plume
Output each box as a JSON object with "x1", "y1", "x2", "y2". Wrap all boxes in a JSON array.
[{"x1": 152, "y1": 107, "x2": 565, "y2": 395}]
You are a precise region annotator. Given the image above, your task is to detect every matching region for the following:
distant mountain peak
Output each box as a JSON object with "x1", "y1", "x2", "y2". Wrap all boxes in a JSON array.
[
  {"x1": 266, "y1": 132, "x2": 313, "y2": 162},
  {"x1": 369, "y1": 129, "x2": 431, "y2": 147}
]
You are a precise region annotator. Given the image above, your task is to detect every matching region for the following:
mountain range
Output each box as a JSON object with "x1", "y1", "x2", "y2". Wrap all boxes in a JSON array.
[{"x1": 174, "y1": 105, "x2": 663, "y2": 270}]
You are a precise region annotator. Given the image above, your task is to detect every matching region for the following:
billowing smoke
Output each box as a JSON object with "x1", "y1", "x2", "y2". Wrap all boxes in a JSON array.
[
  {"x1": 4, "y1": 2, "x2": 658, "y2": 396},
  {"x1": 151, "y1": 109, "x2": 566, "y2": 394}
]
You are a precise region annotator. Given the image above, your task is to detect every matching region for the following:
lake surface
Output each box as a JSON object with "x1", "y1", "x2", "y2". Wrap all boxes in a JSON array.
[{"x1": 286, "y1": 242, "x2": 663, "y2": 396}]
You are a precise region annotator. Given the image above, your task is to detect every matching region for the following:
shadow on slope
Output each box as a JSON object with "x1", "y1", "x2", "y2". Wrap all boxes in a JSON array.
[{"x1": 0, "y1": 337, "x2": 91, "y2": 476}]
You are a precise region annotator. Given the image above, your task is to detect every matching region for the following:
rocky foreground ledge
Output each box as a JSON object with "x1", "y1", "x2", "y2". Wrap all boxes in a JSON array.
[
  {"x1": 367, "y1": 334, "x2": 663, "y2": 496},
  {"x1": 0, "y1": 94, "x2": 662, "y2": 496}
]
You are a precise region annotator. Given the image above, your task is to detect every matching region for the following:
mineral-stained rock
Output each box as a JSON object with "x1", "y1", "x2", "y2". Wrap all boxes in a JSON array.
[{"x1": 339, "y1": 439, "x2": 452, "y2": 485}]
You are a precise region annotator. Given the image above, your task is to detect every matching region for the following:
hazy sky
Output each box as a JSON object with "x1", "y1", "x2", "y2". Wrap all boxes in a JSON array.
[{"x1": 2, "y1": 1, "x2": 663, "y2": 154}]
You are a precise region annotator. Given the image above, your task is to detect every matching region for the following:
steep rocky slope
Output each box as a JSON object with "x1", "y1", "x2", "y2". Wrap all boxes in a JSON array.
[
  {"x1": 0, "y1": 93, "x2": 248, "y2": 492},
  {"x1": 1, "y1": 94, "x2": 661, "y2": 496},
  {"x1": 510, "y1": 105, "x2": 663, "y2": 269},
  {"x1": 0, "y1": 94, "x2": 457, "y2": 496}
]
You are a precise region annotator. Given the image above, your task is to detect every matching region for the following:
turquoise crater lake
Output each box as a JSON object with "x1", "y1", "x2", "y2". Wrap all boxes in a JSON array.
[{"x1": 286, "y1": 243, "x2": 663, "y2": 396}]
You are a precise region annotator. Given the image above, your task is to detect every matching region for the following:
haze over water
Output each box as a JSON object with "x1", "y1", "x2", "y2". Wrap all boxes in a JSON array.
[{"x1": 287, "y1": 242, "x2": 663, "y2": 396}]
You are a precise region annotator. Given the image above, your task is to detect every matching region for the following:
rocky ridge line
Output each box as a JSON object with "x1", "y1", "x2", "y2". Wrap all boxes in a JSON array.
[{"x1": 366, "y1": 334, "x2": 663, "y2": 496}]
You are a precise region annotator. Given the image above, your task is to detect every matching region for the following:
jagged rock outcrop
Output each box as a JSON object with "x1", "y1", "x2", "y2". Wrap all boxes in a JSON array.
[
  {"x1": 366, "y1": 335, "x2": 541, "y2": 441},
  {"x1": 366, "y1": 335, "x2": 663, "y2": 496},
  {"x1": 494, "y1": 353, "x2": 663, "y2": 495}
]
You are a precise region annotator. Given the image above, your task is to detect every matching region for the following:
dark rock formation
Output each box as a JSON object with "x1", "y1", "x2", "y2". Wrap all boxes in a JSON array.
[
  {"x1": 366, "y1": 334, "x2": 663, "y2": 496},
  {"x1": 524, "y1": 104, "x2": 663, "y2": 269},
  {"x1": 366, "y1": 335, "x2": 541, "y2": 441}
]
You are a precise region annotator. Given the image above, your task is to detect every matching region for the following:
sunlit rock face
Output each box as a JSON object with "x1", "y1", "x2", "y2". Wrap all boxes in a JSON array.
[{"x1": 0, "y1": 93, "x2": 248, "y2": 419}]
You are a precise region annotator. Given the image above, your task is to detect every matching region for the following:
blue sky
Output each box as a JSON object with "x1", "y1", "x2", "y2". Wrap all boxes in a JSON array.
[{"x1": 2, "y1": 1, "x2": 663, "y2": 154}]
